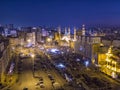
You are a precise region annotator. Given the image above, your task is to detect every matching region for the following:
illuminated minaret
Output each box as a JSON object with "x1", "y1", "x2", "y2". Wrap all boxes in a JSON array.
[
  {"x1": 68, "y1": 27, "x2": 71, "y2": 40},
  {"x1": 65, "y1": 27, "x2": 67, "y2": 35},
  {"x1": 58, "y1": 26, "x2": 61, "y2": 40},
  {"x1": 82, "y1": 24, "x2": 85, "y2": 36},
  {"x1": 74, "y1": 27, "x2": 77, "y2": 41}
]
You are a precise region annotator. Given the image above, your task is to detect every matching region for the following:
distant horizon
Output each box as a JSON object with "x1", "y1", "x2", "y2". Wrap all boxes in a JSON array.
[{"x1": 1, "y1": 23, "x2": 120, "y2": 28}]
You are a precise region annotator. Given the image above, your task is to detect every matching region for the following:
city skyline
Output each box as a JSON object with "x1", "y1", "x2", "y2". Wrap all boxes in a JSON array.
[
  {"x1": 0, "y1": 1, "x2": 120, "y2": 89},
  {"x1": 0, "y1": 0, "x2": 120, "y2": 26}
]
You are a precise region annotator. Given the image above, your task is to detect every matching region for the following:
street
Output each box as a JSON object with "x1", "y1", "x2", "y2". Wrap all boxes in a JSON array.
[{"x1": 5, "y1": 45, "x2": 120, "y2": 90}]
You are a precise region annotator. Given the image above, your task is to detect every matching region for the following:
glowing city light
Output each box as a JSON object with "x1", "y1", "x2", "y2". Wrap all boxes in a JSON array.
[
  {"x1": 27, "y1": 39, "x2": 31, "y2": 43},
  {"x1": 50, "y1": 48, "x2": 59, "y2": 53},
  {"x1": 85, "y1": 61, "x2": 89, "y2": 67},
  {"x1": 47, "y1": 38, "x2": 51, "y2": 42},
  {"x1": 57, "y1": 63, "x2": 65, "y2": 68},
  {"x1": 112, "y1": 72, "x2": 117, "y2": 78},
  {"x1": 31, "y1": 54, "x2": 35, "y2": 58}
]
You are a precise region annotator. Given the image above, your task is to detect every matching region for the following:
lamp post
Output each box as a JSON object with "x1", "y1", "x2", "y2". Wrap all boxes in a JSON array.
[
  {"x1": 47, "y1": 38, "x2": 51, "y2": 42},
  {"x1": 31, "y1": 54, "x2": 35, "y2": 77},
  {"x1": 20, "y1": 39, "x2": 23, "y2": 52},
  {"x1": 47, "y1": 38, "x2": 51, "y2": 43},
  {"x1": 27, "y1": 39, "x2": 31, "y2": 43},
  {"x1": 47, "y1": 38, "x2": 51, "y2": 46}
]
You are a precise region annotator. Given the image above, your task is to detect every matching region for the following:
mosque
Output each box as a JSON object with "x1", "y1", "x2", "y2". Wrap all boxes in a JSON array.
[{"x1": 55, "y1": 25, "x2": 85, "y2": 48}]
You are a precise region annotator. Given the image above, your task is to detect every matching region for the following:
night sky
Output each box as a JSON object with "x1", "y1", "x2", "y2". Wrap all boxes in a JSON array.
[{"x1": 0, "y1": 0, "x2": 120, "y2": 27}]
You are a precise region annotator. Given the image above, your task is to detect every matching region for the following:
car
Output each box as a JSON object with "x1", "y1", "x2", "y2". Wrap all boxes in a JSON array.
[
  {"x1": 39, "y1": 81, "x2": 43, "y2": 84},
  {"x1": 36, "y1": 82, "x2": 40, "y2": 86},
  {"x1": 50, "y1": 77, "x2": 54, "y2": 81},
  {"x1": 51, "y1": 79, "x2": 55, "y2": 84},
  {"x1": 53, "y1": 82, "x2": 61, "y2": 89},
  {"x1": 23, "y1": 87, "x2": 28, "y2": 90},
  {"x1": 48, "y1": 74, "x2": 52, "y2": 78},
  {"x1": 39, "y1": 77, "x2": 43, "y2": 81},
  {"x1": 36, "y1": 81, "x2": 43, "y2": 86},
  {"x1": 48, "y1": 74, "x2": 54, "y2": 80},
  {"x1": 40, "y1": 83, "x2": 45, "y2": 88},
  {"x1": 76, "y1": 82, "x2": 82, "y2": 87}
]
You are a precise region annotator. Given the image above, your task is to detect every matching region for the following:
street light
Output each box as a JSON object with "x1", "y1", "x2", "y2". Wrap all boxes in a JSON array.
[
  {"x1": 47, "y1": 38, "x2": 51, "y2": 42},
  {"x1": 27, "y1": 39, "x2": 31, "y2": 43},
  {"x1": 31, "y1": 54, "x2": 35, "y2": 77},
  {"x1": 47, "y1": 38, "x2": 52, "y2": 47},
  {"x1": 31, "y1": 54, "x2": 35, "y2": 58}
]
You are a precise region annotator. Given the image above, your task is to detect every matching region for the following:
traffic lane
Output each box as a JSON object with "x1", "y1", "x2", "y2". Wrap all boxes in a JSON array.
[
  {"x1": 39, "y1": 69, "x2": 67, "y2": 89},
  {"x1": 19, "y1": 58, "x2": 37, "y2": 90},
  {"x1": 34, "y1": 56, "x2": 57, "y2": 90},
  {"x1": 39, "y1": 46, "x2": 88, "y2": 88},
  {"x1": 39, "y1": 47, "x2": 88, "y2": 87},
  {"x1": 10, "y1": 58, "x2": 38, "y2": 90},
  {"x1": 34, "y1": 70, "x2": 54, "y2": 90},
  {"x1": 34, "y1": 68, "x2": 65, "y2": 89},
  {"x1": 34, "y1": 58, "x2": 67, "y2": 89},
  {"x1": 34, "y1": 58, "x2": 55, "y2": 88},
  {"x1": 43, "y1": 57, "x2": 67, "y2": 88}
]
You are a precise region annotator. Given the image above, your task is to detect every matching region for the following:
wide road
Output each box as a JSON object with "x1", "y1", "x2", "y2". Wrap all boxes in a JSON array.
[
  {"x1": 10, "y1": 52, "x2": 67, "y2": 90},
  {"x1": 10, "y1": 58, "x2": 38, "y2": 90},
  {"x1": 34, "y1": 56, "x2": 67, "y2": 89}
]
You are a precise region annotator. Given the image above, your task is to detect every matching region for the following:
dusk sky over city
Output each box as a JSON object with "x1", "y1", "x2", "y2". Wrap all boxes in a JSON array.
[{"x1": 0, "y1": 0, "x2": 120, "y2": 26}]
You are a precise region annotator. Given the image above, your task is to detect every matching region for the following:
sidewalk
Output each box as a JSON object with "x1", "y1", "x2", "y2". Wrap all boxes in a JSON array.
[
  {"x1": 1, "y1": 54, "x2": 19, "y2": 90},
  {"x1": 1, "y1": 73, "x2": 18, "y2": 90}
]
